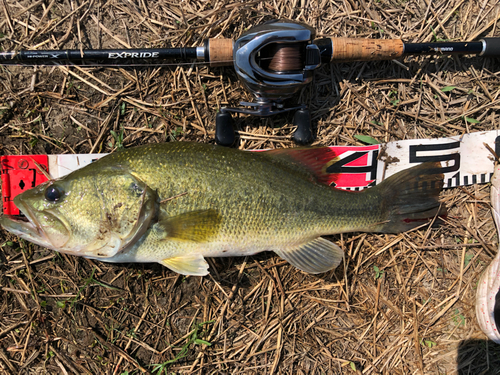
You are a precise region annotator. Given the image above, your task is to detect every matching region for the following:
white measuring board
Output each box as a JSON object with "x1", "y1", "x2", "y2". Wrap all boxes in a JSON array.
[{"x1": 9, "y1": 130, "x2": 500, "y2": 192}]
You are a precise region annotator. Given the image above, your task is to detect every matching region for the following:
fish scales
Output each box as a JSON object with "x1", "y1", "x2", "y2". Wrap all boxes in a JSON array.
[{"x1": 1, "y1": 142, "x2": 445, "y2": 275}]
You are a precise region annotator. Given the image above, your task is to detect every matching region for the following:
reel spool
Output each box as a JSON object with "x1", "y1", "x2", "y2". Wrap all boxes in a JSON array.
[{"x1": 216, "y1": 20, "x2": 321, "y2": 146}]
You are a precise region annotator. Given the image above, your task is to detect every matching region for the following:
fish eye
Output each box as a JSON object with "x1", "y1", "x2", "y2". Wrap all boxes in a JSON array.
[{"x1": 44, "y1": 185, "x2": 64, "y2": 202}]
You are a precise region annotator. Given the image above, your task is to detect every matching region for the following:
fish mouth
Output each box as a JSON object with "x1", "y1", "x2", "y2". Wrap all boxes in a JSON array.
[{"x1": 0, "y1": 201, "x2": 70, "y2": 250}]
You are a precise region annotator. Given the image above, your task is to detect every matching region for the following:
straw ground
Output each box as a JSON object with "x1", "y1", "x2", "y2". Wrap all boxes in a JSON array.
[{"x1": 1, "y1": 0, "x2": 500, "y2": 373}]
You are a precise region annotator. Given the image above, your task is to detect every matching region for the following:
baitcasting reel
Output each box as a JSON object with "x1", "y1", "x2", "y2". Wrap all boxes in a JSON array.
[
  {"x1": 216, "y1": 20, "x2": 321, "y2": 146},
  {"x1": 214, "y1": 19, "x2": 500, "y2": 146}
]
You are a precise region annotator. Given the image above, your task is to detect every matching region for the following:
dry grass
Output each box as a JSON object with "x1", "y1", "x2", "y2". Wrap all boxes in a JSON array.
[{"x1": 1, "y1": 0, "x2": 500, "y2": 374}]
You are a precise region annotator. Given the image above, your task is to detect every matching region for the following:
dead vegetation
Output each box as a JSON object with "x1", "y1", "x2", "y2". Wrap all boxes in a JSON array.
[{"x1": 1, "y1": 0, "x2": 500, "y2": 374}]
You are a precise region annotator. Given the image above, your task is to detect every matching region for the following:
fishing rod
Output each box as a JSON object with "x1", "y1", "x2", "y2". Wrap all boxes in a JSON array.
[{"x1": 2, "y1": 19, "x2": 499, "y2": 146}]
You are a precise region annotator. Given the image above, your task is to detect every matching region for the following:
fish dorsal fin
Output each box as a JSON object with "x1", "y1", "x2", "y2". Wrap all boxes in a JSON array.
[
  {"x1": 263, "y1": 147, "x2": 339, "y2": 185},
  {"x1": 160, "y1": 254, "x2": 209, "y2": 276},
  {"x1": 274, "y1": 237, "x2": 344, "y2": 274},
  {"x1": 155, "y1": 209, "x2": 222, "y2": 242}
]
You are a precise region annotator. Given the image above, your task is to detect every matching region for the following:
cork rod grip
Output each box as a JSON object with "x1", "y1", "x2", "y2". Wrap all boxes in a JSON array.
[
  {"x1": 328, "y1": 38, "x2": 404, "y2": 62},
  {"x1": 208, "y1": 39, "x2": 234, "y2": 67}
]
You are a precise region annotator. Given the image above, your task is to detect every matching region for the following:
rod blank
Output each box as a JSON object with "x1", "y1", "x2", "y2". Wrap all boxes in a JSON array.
[
  {"x1": 0, "y1": 38, "x2": 235, "y2": 67},
  {"x1": 0, "y1": 47, "x2": 201, "y2": 63}
]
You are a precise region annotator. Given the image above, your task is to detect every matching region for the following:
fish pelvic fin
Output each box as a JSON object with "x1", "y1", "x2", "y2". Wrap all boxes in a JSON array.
[
  {"x1": 156, "y1": 209, "x2": 222, "y2": 242},
  {"x1": 160, "y1": 254, "x2": 209, "y2": 276},
  {"x1": 374, "y1": 162, "x2": 445, "y2": 233},
  {"x1": 274, "y1": 238, "x2": 343, "y2": 274}
]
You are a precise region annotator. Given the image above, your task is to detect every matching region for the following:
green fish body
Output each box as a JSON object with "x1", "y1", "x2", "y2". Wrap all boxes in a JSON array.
[{"x1": 1, "y1": 143, "x2": 444, "y2": 275}]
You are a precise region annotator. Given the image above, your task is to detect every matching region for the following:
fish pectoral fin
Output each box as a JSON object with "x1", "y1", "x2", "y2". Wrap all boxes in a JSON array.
[
  {"x1": 159, "y1": 254, "x2": 209, "y2": 276},
  {"x1": 274, "y1": 238, "x2": 344, "y2": 274},
  {"x1": 157, "y1": 209, "x2": 222, "y2": 242}
]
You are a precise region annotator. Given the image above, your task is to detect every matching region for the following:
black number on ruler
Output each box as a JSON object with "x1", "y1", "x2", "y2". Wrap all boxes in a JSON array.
[
  {"x1": 409, "y1": 142, "x2": 460, "y2": 174},
  {"x1": 326, "y1": 150, "x2": 378, "y2": 188},
  {"x1": 30, "y1": 169, "x2": 37, "y2": 187},
  {"x1": 326, "y1": 151, "x2": 378, "y2": 176}
]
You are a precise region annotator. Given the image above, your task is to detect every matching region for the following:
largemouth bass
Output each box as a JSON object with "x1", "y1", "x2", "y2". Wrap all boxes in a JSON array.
[{"x1": 1, "y1": 143, "x2": 444, "y2": 276}]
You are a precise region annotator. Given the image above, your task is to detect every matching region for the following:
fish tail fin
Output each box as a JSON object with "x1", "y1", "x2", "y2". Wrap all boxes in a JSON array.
[{"x1": 374, "y1": 162, "x2": 445, "y2": 233}]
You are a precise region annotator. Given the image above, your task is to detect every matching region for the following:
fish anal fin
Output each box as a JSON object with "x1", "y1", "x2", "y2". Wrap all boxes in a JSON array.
[
  {"x1": 159, "y1": 254, "x2": 209, "y2": 276},
  {"x1": 157, "y1": 209, "x2": 222, "y2": 242},
  {"x1": 274, "y1": 237, "x2": 343, "y2": 274}
]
